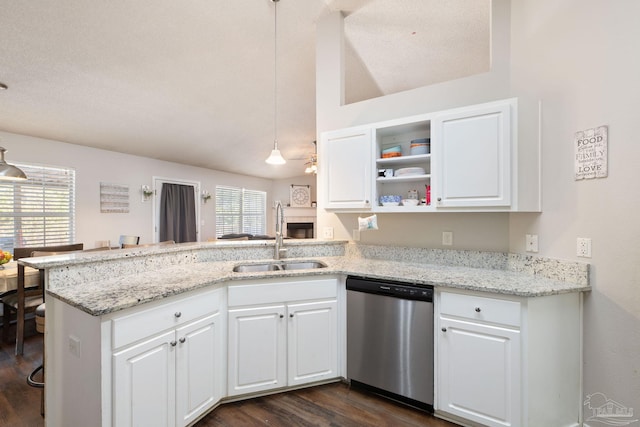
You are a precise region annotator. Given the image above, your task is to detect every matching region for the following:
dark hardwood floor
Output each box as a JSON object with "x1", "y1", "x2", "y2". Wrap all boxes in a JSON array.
[
  {"x1": 1, "y1": 329, "x2": 458, "y2": 427},
  {"x1": 200, "y1": 384, "x2": 458, "y2": 427},
  {"x1": 0, "y1": 324, "x2": 44, "y2": 427}
]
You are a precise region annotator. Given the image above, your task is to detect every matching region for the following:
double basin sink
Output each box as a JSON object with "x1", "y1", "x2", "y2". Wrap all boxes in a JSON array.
[{"x1": 232, "y1": 260, "x2": 327, "y2": 273}]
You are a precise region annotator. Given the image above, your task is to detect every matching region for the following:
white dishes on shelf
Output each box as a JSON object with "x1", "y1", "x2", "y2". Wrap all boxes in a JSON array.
[
  {"x1": 380, "y1": 195, "x2": 402, "y2": 206},
  {"x1": 401, "y1": 199, "x2": 419, "y2": 206},
  {"x1": 395, "y1": 167, "x2": 425, "y2": 177}
]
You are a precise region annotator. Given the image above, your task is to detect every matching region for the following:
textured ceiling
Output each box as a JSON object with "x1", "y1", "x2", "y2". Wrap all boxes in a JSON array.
[{"x1": 0, "y1": 0, "x2": 489, "y2": 179}]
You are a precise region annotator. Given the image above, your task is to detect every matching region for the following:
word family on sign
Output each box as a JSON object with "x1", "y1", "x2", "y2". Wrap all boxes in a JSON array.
[{"x1": 574, "y1": 125, "x2": 608, "y2": 180}]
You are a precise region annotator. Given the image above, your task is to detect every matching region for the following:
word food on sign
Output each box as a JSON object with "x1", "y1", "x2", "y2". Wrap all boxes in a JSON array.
[{"x1": 575, "y1": 125, "x2": 608, "y2": 180}]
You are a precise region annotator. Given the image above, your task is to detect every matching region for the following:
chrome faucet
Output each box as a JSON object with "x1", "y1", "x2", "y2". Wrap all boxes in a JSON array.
[{"x1": 274, "y1": 201, "x2": 287, "y2": 260}]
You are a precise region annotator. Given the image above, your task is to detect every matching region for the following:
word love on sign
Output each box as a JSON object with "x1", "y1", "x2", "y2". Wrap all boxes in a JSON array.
[{"x1": 575, "y1": 125, "x2": 608, "y2": 180}]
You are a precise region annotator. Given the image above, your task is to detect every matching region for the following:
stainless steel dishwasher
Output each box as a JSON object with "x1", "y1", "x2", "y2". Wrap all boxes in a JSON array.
[{"x1": 346, "y1": 275, "x2": 434, "y2": 411}]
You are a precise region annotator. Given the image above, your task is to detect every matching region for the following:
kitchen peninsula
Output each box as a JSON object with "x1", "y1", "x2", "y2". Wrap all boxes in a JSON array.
[{"x1": 22, "y1": 240, "x2": 589, "y2": 427}]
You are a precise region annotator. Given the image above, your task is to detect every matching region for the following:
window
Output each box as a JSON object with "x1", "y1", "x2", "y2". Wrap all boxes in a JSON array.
[
  {"x1": 0, "y1": 163, "x2": 76, "y2": 252},
  {"x1": 215, "y1": 186, "x2": 266, "y2": 237}
]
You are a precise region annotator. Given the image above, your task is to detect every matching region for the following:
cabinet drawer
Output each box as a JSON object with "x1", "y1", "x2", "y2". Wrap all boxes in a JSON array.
[
  {"x1": 112, "y1": 289, "x2": 220, "y2": 349},
  {"x1": 439, "y1": 291, "x2": 520, "y2": 327},
  {"x1": 228, "y1": 278, "x2": 337, "y2": 307}
]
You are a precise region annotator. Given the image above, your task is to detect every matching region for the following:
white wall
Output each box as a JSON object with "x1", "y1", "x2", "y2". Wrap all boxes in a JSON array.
[
  {"x1": 1, "y1": 130, "x2": 273, "y2": 246},
  {"x1": 316, "y1": 0, "x2": 640, "y2": 419},
  {"x1": 509, "y1": 0, "x2": 640, "y2": 417}
]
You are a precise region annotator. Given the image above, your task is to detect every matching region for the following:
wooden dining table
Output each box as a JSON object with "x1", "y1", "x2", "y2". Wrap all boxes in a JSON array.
[{"x1": 0, "y1": 262, "x2": 40, "y2": 295}]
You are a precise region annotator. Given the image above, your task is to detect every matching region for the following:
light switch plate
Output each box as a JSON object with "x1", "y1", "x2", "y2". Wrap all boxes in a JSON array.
[
  {"x1": 323, "y1": 227, "x2": 334, "y2": 239},
  {"x1": 442, "y1": 231, "x2": 453, "y2": 246},
  {"x1": 526, "y1": 234, "x2": 539, "y2": 253}
]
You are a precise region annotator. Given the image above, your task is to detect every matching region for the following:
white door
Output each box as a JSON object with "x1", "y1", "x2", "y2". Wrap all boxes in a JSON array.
[
  {"x1": 438, "y1": 317, "x2": 520, "y2": 427},
  {"x1": 321, "y1": 127, "x2": 373, "y2": 209},
  {"x1": 113, "y1": 330, "x2": 176, "y2": 427},
  {"x1": 433, "y1": 100, "x2": 512, "y2": 208},
  {"x1": 287, "y1": 300, "x2": 338, "y2": 386},
  {"x1": 175, "y1": 313, "x2": 221, "y2": 426},
  {"x1": 227, "y1": 305, "x2": 287, "y2": 396}
]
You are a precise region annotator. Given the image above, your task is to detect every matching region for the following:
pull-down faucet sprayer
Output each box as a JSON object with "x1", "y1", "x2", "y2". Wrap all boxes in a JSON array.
[{"x1": 274, "y1": 200, "x2": 287, "y2": 260}]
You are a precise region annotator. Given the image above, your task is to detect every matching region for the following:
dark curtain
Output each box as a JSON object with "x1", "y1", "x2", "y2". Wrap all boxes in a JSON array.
[{"x1": 159, "y1": 183, "x2": 197, "y2": 243}]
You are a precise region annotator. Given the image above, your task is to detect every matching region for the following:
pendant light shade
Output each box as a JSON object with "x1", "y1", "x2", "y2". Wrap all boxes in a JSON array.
[
  {"x1": 266, "y1": 142, "x2": 286, "y2": 165},
  {"x1": 0, "y1": 147, "x2": 27, "y2": 181},
  {"x1": 265, "y1": 0, "x2": 286, "y2": 165}
]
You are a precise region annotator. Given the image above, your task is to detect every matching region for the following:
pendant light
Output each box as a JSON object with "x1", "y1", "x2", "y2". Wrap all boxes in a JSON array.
[
  {"x1": 0, "y1": 146, "x2": 27, "y2": 180},
  {"x1": 265, "y1": 0, "x2": 286, "y2": 165}
]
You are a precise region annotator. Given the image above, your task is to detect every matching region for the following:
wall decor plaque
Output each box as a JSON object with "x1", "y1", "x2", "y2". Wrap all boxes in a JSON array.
[
  {"x1": 100, "y1": 182, "x2": 130, "y2": 213},
  {"x1": 290, "y1": 184, "x2": 311, "y2": 208},
  {"x1": 575, "y1": 125, "x2": 608, "y2": 180}
]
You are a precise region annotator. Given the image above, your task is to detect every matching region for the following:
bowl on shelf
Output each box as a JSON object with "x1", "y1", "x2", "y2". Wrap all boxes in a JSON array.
[
  {"x1": 379, "y1": 195, "x2": 402, "y2": 206},
  {"x1": 410, "y1": 138, "x2": 430, "y2": 155},
  {"x1": 402, "y1": 199, "x2": 419, "y2": 207},
  {"x1": 381, "y1": 145, "x2": 402, "y2": 158}
]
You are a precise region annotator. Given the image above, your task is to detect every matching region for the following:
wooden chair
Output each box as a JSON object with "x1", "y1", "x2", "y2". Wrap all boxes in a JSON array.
[
  {"x1": 119, "y1": 235, "x2": 140, "y2": 248},
  {"x1": 22, "y1": 246, "x2": 109, "y2": 416},
  {"x1": 1, "y1": 243, "x2": 83, "y2": 355}
]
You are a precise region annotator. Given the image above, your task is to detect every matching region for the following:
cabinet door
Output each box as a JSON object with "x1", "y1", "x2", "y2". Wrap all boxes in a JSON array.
[
  {"x1": 433, "y1": 101, "x2": 512, "y2": 207},
  {"x1": 322, "y1": 127, "x2": 373, "y2": 209},
  {"x1": 438, "y1": 317, "x2": 520, "y2": 427},
  {"x1": 227, "y1": 305, "x2": 287, "y2": 396},
  {"x1": 175, "y1": 313, "x2": 221, "y2": 427},
  {"x1": 113, "y1": 330, "x2": 176, "y2": 427},
  {"x1": 287, "y1": 300, "x2": 338, "y2": 386}
]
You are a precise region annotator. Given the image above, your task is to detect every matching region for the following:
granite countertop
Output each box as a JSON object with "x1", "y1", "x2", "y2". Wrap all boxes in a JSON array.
[{"x1": 44, "y1": 252, "x2": 591, "y2": 317}]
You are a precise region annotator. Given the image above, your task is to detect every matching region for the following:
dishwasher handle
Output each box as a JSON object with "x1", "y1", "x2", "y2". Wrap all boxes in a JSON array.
[{"x1": 346, "y1": 276, "x2": 433, "y2": 302}]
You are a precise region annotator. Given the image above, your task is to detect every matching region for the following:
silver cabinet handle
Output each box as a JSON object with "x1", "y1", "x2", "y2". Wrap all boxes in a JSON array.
[
  {"x1": 174, "y1": 312, "x2": 182, "y2": 318},
  {"x1": 475, "y1": 307, "x2": 481, "y2": 312},
  {"x1": 170, "y1": 340, "x2": 177, "y2": 347},
  {"x1": 179, "y1": 337, "x2": 186, "y2": 344},
  {"x1": 441, "y1": 327, "x2": 447, "y2": 332}
]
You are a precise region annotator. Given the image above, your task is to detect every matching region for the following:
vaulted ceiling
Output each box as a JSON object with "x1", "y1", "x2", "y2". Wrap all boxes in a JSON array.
[{"x1": 0, "y1": 0, "x2": 489, "y2": 179}]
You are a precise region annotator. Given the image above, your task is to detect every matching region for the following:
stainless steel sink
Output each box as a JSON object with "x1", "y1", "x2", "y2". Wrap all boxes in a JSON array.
[{"x1": 232, "y1": 260, "x2": 327, "y2": 273}]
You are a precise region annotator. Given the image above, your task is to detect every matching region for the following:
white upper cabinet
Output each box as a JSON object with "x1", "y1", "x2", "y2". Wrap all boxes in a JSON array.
[
  {"x1": 321, "y1": 126, "x2": 373, "y2": 210},
  {"x1": 432, "y1": 100, "x2": 512, "y2": 208},
  {"x1": 320, "y1": 97, "x2": 540, "y2": 212}
]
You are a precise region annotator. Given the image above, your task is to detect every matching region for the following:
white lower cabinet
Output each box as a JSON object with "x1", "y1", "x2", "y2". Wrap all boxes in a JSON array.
[
  {"x1": 435, "y1": 289, "x2": 581, "y2": 427},
  {"x1": 111, "y1": 288, "x2": 224, "y2": 427},
  {"x1": 113, "y1": 330, "x2": 177, "y2": 427},
  {"x1": 438, "y1": 316, "x2": 521, "y2": 426},
  {"x1": 227, "y1": 305, "x2": 287, "y2": 395},
  {"x1": 227, "y1": 277, "x2": 339, "y2": 397}
]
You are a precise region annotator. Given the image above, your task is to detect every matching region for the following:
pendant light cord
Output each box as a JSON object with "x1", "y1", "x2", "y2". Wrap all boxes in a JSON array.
[{"x1": 273, "y1": 0, "x2": 279, "y2": 148}]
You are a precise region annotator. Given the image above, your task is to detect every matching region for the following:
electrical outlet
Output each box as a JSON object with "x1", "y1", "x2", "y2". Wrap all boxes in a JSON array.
[
  {"x1": 68, "y1": 335, "x2": 81, "y2": 358},
  {"x1": 526, "y1": 234, "x2": 539, "y2": 253},
  {"x1": 323, "y1": 227, "x2": 334, "y2": 239},
  {"x1": 577, "y1": 237, "x2": 592, "y2": 258},
  {"x1": 442, "y1": 231, "x2": 453, "y2": 246},
  {"x1": 352, "y1": 229, "x2": 360, "y2": 241}
]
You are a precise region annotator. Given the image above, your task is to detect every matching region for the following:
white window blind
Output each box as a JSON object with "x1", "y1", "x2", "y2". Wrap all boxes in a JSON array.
[
  {"x1": 215, "y1": 186, "x2": 266, "y2": 237},
  {"x1": 0, "y1": 163, "x2": 76, "y2": 252}
]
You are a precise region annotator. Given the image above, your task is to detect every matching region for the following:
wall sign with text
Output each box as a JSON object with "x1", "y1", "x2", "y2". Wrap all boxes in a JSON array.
[{"x1": 575, "y1": 125, "x2": 608, "y2": 180}]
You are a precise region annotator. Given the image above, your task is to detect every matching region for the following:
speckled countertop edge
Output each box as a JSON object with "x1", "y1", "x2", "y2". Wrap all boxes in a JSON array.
[{"x1": 46, "y1": 253, "x2": 591, "y2": 317}]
